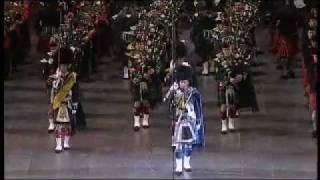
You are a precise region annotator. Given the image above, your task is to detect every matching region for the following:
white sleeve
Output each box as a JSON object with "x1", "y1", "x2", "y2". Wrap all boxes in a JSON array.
[{"x1": 170, "y1": 82, "x2": 179, "y2": 91}]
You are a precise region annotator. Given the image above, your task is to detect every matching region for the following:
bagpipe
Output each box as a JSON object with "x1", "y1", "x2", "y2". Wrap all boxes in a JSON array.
[
  {"x1": 52, "y1": 72, "x2": 77, "y2": 110},
  {"x1": 49, "y1": 70, "x2": 79, "y2": 131},
  {"x1": 39, "y1": 0, "x2": 99, "y2": 79},
  {"x1": 40, "y1": 51, "x2": 56, "y2": 80},
  {"x1": 122, "y1": 31, "x2": 135, "y2": 44},
  {"x1": 125, "y1": 0, "x2": 182, "y2": 76},
  {"x1": 163, "y1": 80, "x2": 193, "y2": 117},
  {"x1": 163, "y1": 81, "x2": 179, "y2": 113},
  {"x1": 39, "y1": 37, "x2": 81, "y2": 81},
  {"x1": 203, "y1": 29, "x2": 217, "y2": 41}
]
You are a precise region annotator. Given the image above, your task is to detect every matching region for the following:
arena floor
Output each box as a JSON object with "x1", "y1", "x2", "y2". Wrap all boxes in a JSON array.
[{"x1": 4, "y1": 26, "x2": 317, "y2": 179}]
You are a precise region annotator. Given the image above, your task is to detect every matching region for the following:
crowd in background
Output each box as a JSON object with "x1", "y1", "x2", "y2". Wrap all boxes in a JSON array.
[
  {"x1": 4, "y1": 0, "x2": 128, "y2": 80},
  {"x1": 3, "y1": 0, "x2": 318, "y2": 137},
  {"x1": 301, "y1": 8, "x2": 318, "y2": 137},
  {"x1": 4, "y1": 1, "x2": 31, "y2": 78},
  {"x1": 267, "y1": 0, "x2": 318, "y2": 137}
]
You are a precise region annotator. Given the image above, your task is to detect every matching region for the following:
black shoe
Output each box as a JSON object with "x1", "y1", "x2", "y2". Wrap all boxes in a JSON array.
[
  {"x1": 288, "y1": 71, "x2": 295, "y2": 79},
  {"x1": 48, "y1": 129, "x2": 54, "y2": 134},
  {"x1": 256, "y1": 50, "x2": 264, "y2": 55},
  {"x1": 281, "y1": 74, "x2": 289, "y2": 79},
  {"x1": 276, "y1": 65, "x2": 283, "y2": 70},
  {"x1": 312, "y1": 130, "x2": 317, "y2": 138},
  {"x1": 185, "y1": 168, "x2": 192, "y2": 172},
  {"x1": 229, "y1": 129, "x2": 235, "y2": 132},
  {"x1": 134, "y1": 126, "x2": 140, "y2": 131},
  {"x1": 55, "y1": 149, "x2": 62, "y2": 153},
  {"x1": 175, "y1": 171, "x2": 183, "y2": 176},
  {"x1": 221, "y1": 131, "x2": 227, "y2": 134},
  {"x1": 142, "y1": 125, "x2": 149, "y2": 128},
  {"x1": 77, "y1": 125, "x2": 87, "y2": 130},
  {"x1": 64, "y1": 147, "x2": 71, "y2": 150}
]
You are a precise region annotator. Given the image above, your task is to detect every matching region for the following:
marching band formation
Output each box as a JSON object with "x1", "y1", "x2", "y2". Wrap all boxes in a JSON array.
[
  {"x1": 4, "y1": 0, "x2": 318, "y2": 175},
  {"x1": 269, "y1": 0, "x2": 318, "y2": 137}
]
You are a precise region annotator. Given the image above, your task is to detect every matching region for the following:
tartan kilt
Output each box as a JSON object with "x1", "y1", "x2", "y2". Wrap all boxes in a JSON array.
[
  {"x1": 53, "y1": 103, "x2": 76, "y2": 134},
  {"x1": 173, "y1": 119, "x2": 196, "y2": 144},
  {"x1": 277, "y1": 34, "x2": 298, "y2": 58},
  {"x1": 130, "y1": 83, "x2": 150, "y2": 102},
  {"x1": 217, "y1": 84, "x2": 239, "y2": 107},
  {"x1": 217, "y1": 85, "x2": 227, "y2": 106}
]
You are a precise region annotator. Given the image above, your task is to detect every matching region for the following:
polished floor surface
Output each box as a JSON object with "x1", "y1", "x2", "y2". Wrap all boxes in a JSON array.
[{"x1": 4, "y1": 26, "x2": 317, "y2": 179}]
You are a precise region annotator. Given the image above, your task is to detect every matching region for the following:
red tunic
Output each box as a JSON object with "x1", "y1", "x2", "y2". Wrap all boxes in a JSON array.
[
  {"x1": 309, "y1": 58, "x2": 317, "y2": 111},
  {"x1": 98, "y1": 14, "x2": 108, "y2": 23},
  {"x1": 3, "y1": 36, "x2": 9, "y2": 49},
  {"x1": 23, "y1": 0, "x2": 31, "y2": 21},
  {"x1": 309, "y1": 71, "x2": 317, "y2": 111},
  {"x1": 277, "y1": 36, "x2": 289, "y2": 57},
  {"x1": 309, "y1": 90, "x2": 317, "y2": 111},
  {"x1": 276, "y1": 34, "x2": 298, "y2": 58},
  {"x1": 302, "y1": 63, "x2": 308, "y2": 89},
  {"x1": 87, "y1": 30, "x2": 96, "y2": 40}
]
